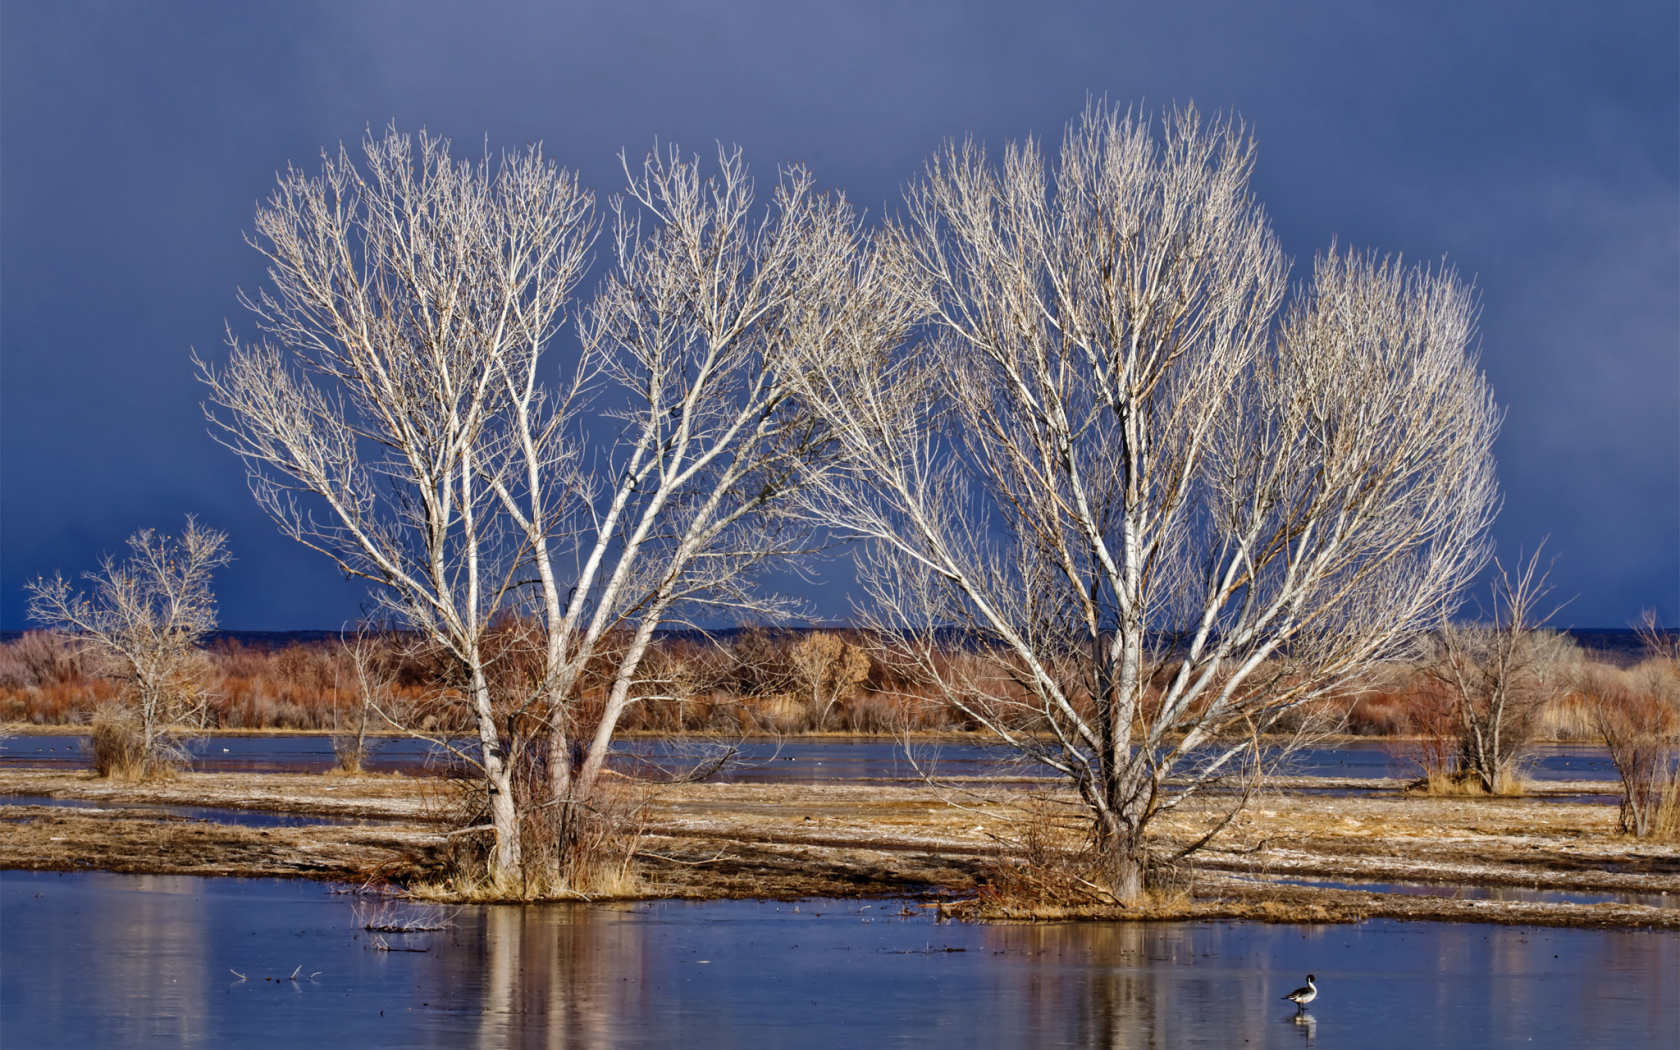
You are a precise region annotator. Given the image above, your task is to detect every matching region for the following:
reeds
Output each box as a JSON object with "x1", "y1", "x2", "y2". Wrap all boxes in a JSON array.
[
  {"x1": 1408, "y1": 769, "x2": 1527, "y2": 797},
  {"x1": 412, "y1": 749, "x2": 649, "y2": 901}
]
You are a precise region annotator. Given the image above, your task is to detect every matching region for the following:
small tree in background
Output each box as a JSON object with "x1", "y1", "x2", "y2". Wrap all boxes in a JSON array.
[
  {"x1": 24, "y1": 518, "x2": 230, "y2": 778},
  {"x1": 1419, "y1": 547, "x2": 1571, "y2": 794},
  {"x1": 788, "y1": 632, "x2": 871, "y2": 730},
  {"x1": 331, "y1": 628, "x2": 395, "y2": 775},
  {"x1": 1574, "y1": 613, "x2": 1680, "y2": 838}
]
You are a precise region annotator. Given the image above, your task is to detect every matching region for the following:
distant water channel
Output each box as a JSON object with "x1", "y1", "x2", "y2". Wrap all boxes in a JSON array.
[
  {"x1": 3, "y1": 871, "x2": 1673, "y2": 1049},
  {"x1": 0, "y1": 735, "x2": 1621, "y2": 784}
]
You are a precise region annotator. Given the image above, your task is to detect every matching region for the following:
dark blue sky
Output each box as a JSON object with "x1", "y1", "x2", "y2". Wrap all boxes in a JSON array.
[{"x1": 3, "y1": 1, "x2": 1676, "y2": 630}]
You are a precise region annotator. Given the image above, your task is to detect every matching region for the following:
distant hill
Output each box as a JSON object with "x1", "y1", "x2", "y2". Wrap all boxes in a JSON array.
[{"x1": 1561, "y1": 628, "x2": 1668, "y2": 666}]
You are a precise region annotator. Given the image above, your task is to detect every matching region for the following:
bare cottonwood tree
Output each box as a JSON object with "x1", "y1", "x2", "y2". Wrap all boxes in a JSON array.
[
  {"x1": 1419, "y1": 547, "x2": 1571, "y2": 793},
  {"x1": 200, "y1": 127, "x2": 597, "y2": 878},
  {"x1": 796, "y1": 103, "x2": 1500, "y2": 898},
  {"x1": 201, "y1": 127, "x2": 898, "y2": 888},
  {"x1": 531, "y1": 145, "x2": 897, "y2": 829},
  {"x1": 25, "y1": 518, "x2": 231, "y2": 777}
]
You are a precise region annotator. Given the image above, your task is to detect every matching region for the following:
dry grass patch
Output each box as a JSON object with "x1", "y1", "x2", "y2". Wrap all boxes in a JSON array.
[{"x1": 1407, "y1": 771, "x2": 1530, "y2": 797}]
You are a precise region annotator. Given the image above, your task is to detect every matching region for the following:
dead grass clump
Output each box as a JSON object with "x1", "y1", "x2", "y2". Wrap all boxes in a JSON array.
[
  {"x1": 750, "y1": 695, "x2": 813, "y2": 734},
  {"x1": 351, "y1": 897, "x2": 455, "y2": 932},
  {"x1": 977, "y1": 799, "x2": 1114, "y2": 908},
  {"x1": 415, "y1": 751, "x2": 648, "y2": 901},
  {"x1": 973, "y1": 794, "x2": 1191, "y2": 915},
  {"x1": 1648, "y1": 786, "x2": 1680, "y2": 842},
  {"x1": 1407, "y1": 770, "x2": 1527, "y2": 797},
  {"x1": 88, "y1": 704, "x2": 146, "y2": 779},
  {"x1": 1533, "y1": 694, "x2": 1600, "y2": 741},
  {"x1": 835, "y1": 693, "x2": 901, "y2": 733}
]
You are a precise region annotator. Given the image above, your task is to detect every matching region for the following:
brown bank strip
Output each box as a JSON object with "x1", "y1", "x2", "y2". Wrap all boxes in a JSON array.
[{"x1": 1, "y1": 769, "x2": 1675, "y2": 928}]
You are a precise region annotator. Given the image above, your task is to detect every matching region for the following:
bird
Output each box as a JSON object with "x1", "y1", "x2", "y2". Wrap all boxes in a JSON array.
[{"x1": 1282, "y1": 974, "x2": 1318, "y2": 1012}]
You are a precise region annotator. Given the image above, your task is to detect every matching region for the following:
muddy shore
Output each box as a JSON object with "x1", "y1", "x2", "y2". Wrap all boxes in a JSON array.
[{"x1": 2, "y1": 766, "x2": 1674, "y2": 929}]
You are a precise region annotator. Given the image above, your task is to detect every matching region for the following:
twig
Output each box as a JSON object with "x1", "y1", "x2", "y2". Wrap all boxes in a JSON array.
[
  {"x1": 635, "y1": 849, "x2": 728, "y2": 866},
  {"x1": 1205, "y1": 837, "x2": 1271, "y2": 856}
]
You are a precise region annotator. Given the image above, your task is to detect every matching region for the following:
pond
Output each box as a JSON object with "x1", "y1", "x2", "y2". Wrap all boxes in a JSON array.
[
  {"x1": 3, "y1": 871, "x2": 1673, "y2": 1048},
  {"x1": 0, "y1": 735, "x2": 1622, "y2": 785}
]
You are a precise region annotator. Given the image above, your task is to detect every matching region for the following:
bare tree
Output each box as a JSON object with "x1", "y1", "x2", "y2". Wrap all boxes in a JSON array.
[
  {"x1": 1419, "y1": 547, "x2": 1572, "y2": 793},
  {"x1": 199, "y1": 127, "x2": 597, "y2": 878},
  {"x1": 1576, "y1": 661, "x2": 1680, "y2": 838},
  {"x1": 25, "y1": 518, "x2": 230, "y2": 777},
  {"x1": 332, "y1": 628, "x2": 395, "y2": 775},
  {"x1": 532, "y1": 144, "x2": 892, "y2": 824},
  {"x1": 200, "y1": 127, "x2": 896, "y2": 888},
  {"x1": 788, "y1": 631, "x2": 872, "y2": 730},
  {"x1": 1570, "y1": 612, "x2": 1680, "y2": 838},
  {"x1": 796, "y1": 103, "x2": 1500, "y2": 898}
]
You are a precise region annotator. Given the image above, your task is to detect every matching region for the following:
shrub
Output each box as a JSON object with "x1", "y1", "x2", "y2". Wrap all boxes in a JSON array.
[{"x1": 1578, "y1": 663, "x2": 1680, "y2": 839}]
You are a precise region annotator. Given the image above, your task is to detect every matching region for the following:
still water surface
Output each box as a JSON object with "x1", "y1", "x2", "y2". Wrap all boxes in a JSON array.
[
  {"x1": 3, "y1": 871, "x2": 1673, "y2": 1048},
  {"x1": 0, "y1": 735, "x2": 1621, "y2": 783}
]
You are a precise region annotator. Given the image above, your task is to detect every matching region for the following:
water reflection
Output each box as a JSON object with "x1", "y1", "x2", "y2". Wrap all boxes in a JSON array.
[
  {"x1": 449, "y1": 903, "x2": 652, "y2": 1050},
  {"x1": 4, "y1": 873, "x2": 1675, "y2": 1049},
  {"x1": 977, "y1": 921, "x2": 1344, "y2": 1049}
]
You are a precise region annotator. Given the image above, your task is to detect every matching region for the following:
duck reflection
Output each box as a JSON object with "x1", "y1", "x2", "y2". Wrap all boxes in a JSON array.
[{"x1": 1290, "y1": 1010, "x2": 1317, "y2": 1046}]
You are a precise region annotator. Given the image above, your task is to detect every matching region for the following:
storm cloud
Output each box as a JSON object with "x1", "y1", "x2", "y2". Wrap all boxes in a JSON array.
[{"x1": 3, "y1": 0, "x2": 1674, "y2": 628}]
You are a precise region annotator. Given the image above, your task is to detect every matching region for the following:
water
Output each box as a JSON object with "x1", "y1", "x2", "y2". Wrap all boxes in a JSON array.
[
  {"x1": 0, "y1": 735, "x2": 1623, "y2": 785},
  {"x1": 3, "y1": 872, "x2": 1674, "y2": 1048},
  {"x1": 0, "y1": 734, "x2": 437, "y2": 775}
]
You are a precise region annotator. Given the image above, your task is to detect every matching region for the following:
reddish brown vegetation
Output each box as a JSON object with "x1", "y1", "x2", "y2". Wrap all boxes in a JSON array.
[
  {"x1": 0, "y1": 628, "x2": 954, "y2": 735},
  {"x1": 0, "y1": 628, "x2": 1647, "y2": 743},
  {"x1": 1572, "y1": 662, "x2": 1680, "y2": 838}
]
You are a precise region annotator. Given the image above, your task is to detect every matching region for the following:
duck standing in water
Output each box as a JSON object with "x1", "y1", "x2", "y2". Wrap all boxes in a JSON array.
[{"x1": 1282, "y1": 974, "x2": 1318, "y2": 1013}]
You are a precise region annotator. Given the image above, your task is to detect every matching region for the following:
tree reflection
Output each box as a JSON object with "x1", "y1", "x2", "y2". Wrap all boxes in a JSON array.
[
  {"x1": 433, "y1": 903, "x2": 647, "y2": 1049},
  {"x1": 980, "y1": 922, "x2": 1280, "y2": 1048}
]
